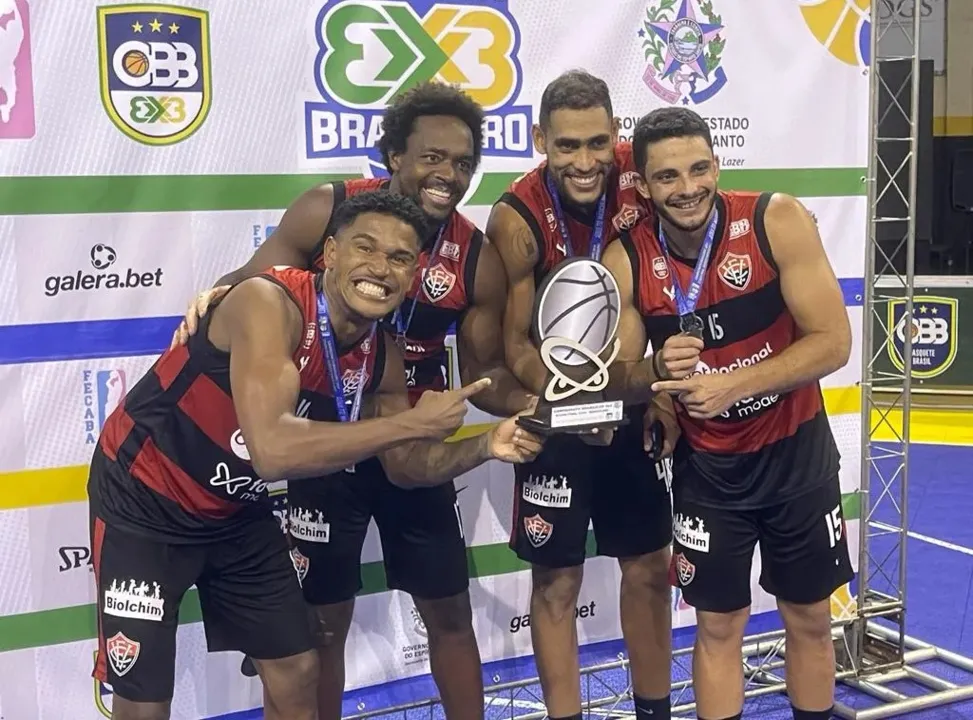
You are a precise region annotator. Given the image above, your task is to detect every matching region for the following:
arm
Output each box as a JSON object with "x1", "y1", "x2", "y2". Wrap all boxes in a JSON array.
[
  {"x1": 727, "y1": 193, "x2": 852, "y2": 398},
  {"x1": 487, "y1": 201, "x2": 548, "y2": 396},
  {"x1": 375, "y1": 340, "x2": 496, "y2": 488},
  {"x1": 222, "y1": 280, "x2": 428, "y2": 482},
  {"x1": 456, "y1": 238, "x2": 536, "y2": 416},
  {"x1": 215, "y1": 184, "x2": 338, "y2": 285},
  {"x1": 601, "y1": 239, "x2": 660, "y2": 404}
]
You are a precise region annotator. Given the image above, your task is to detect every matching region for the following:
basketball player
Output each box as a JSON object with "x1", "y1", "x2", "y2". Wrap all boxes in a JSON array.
[
  {"x1": 170, "y1": 82, "x2": 534, "y2": 719},
  {"x1": 601, "y1": 107, "x2": 853, "y2": 720},
  {"x1": 490, "y1": 70, "x2": 675, "y2": 720},
  {"x1": 90, "y1": 191, "x2": 543, "y2": 720}
]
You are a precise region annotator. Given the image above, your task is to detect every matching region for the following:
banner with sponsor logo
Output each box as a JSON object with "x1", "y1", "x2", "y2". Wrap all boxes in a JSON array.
[
  {"x1": 869, "y1": 278, "x2": 973, "y2": 389},
  {"x1": 0, "y1": 0, "x2": 868, "y2": 717}
]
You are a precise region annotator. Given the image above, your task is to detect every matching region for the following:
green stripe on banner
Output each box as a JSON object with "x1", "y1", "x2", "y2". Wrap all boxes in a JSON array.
[
  {"x1": 0, "y1": 168, "x2": 865, "y2": 216},
  {"x1": 468, "y1": 167, "x2": 866, "y2": 205},
  {"x1": 0, "y1": 491, "x2": 861, "y2": 653}
]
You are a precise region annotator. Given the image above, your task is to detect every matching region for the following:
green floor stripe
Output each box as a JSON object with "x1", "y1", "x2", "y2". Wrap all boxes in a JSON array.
[
  {"x1": 0, "y1": 167, "x2": 865, "y2": 216},
  {"x1": 0, "y1": 490, "x2": 861, "y2": 653}
]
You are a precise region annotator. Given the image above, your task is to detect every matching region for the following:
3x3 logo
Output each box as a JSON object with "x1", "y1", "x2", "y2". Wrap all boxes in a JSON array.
[{"x1": 305, "y1": 0, "x2": 533, "y2": 169}]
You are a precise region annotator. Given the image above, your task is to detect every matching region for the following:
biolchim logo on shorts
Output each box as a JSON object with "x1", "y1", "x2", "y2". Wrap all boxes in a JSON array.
[
  {"x1": 304, "y1": 0, "x2": 533, "y2": 174},
  {"x1": 96, "y1": 4, "x2": 212, "y2": 145},
  {"x1": 103, "y1": 579, "x2": 165, "y2": 621}
]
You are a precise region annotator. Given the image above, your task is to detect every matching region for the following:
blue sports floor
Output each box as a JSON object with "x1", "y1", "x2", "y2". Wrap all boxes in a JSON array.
[{"x1": 231, "y1": 440, "x2": 973, "y2": 719}]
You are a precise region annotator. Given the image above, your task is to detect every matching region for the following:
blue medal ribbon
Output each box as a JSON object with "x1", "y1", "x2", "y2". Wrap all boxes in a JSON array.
[
  {"x1": 393, "y1": 224, "x2": 447, "y2": 343},
  {"x1": 657, "y1": 209, "x2": 720, "y2": 325},
  {"x1": 544, "y1": 171, "x2": 608, "y2": 261},
  {"x1": 316, "y1": 288, "x2": 375, "y2": 424}
]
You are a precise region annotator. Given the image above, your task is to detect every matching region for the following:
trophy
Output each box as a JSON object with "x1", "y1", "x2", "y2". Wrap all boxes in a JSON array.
[{"x1": 516, "y1": 257, "x2": 629, "y2": 435}]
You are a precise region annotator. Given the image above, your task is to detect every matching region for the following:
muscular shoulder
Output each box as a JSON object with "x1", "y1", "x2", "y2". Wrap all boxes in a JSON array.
[
  {"x1": 469, "y1": 235, "x2": 507, "y2": 303},
  {"x1": 601, "y1": 238, "x2": 634, "y2": 294},
  {"x1": 761, "y1": 192, "x2": 819, "y2": 261},
  {"x1": 212, "y1": 276, "x2": 303, "y2": 352},
  {"x1": 275, "y1": 183, "x2": 340, "y2": 255},
  {"x1": 487, "y1": 200, "x2": 539, "y2": 274}
]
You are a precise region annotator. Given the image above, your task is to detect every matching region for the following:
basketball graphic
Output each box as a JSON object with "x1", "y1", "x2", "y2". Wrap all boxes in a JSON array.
[
  {"x1": 534, "y1": 258, "x2": 620, "y2": 367},
  {"x1": 797, "y1": 0, "x2": 871, "y2": 67},
  {"x1": 122, "y1": 49, "x2": 149, "y2": 77}
]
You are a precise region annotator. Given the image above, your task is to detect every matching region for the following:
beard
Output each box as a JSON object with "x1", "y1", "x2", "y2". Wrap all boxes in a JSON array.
[{"x1": 654, "y1": 190, "x2": 717, "y2": 233}]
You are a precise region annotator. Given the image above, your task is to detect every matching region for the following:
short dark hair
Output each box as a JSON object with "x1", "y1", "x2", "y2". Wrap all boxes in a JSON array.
[
  {"x1": 632, "y1": 107, "x2": 713, "y2": 173},
  {"x1": 538, "y1": 69, "x2": 613, "y2": 129},
  {"x1": 378, "y1": 81, "x2": 485, "y2": 172},
  {"x1": 330, "y1": 189, "x2": 429, "y2": 244}
]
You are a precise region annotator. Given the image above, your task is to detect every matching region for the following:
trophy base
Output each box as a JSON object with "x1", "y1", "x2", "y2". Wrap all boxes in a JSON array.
[{"x1": 516, "y1": 400, "x2": 629, "y2": 437}]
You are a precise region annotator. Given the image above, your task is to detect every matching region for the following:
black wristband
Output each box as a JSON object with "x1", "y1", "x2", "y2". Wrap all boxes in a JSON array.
[{"x1": 652, "y1": 351, "x2": 665, "y2": 380}]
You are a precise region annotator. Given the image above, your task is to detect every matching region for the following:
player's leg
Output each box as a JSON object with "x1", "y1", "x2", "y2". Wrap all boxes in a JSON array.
[
  {"x1": 759, "y1": 476, "x2": 854, "y2": 719},
  {"x1": 90, "y1": 513, "x2": 202, "y2": 720},
  {"x1": 199, "y1": 513, "x2": 318, "y2": 720},
  {"x1": 377, "y1": 476, "x2": 482, "y2": 720},
  {"x1": 671, "y1": 490, "x2": 759, "y2": 720},
  {"x1": 591, "y1": 446, "x2": 674, "y2": 719},
  {"x1": 509, "y1": 435, "x2": 595, "y2": 719},
  {"x1": 288, "y1": 469, "x2": 373, "y2": 720}
]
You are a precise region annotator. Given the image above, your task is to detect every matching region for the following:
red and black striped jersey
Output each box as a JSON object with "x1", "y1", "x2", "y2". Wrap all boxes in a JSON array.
[
  {"x1": 499, "y1": 141, "x2": 650, "y2": 286},
  {"x1": 311, "y1": 178, "x2": 482, "y2": 406},
  {"x1": 88, "y1": 266, "x2": 386, "y2": 542},
  {"x1": 621, "y1": 191, "x2": 840, "y2": 509}
]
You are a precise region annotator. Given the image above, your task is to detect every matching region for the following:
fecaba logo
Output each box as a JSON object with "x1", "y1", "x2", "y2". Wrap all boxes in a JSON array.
[
  {"x1": 96, "y1": 4, "x2": 212, "y2": 145},
  {"x1": 638, "y1": 0, "x2": 727, "y2": 105},
  {"x1": 304, "y1": 0, "x2": 533, "y2": 176}
]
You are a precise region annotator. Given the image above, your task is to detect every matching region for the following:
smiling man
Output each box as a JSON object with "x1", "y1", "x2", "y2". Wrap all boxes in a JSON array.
[
  {"x1": 87, "y1": 190, "x2": 543, "y2": 720},
  {"x1": 489, "y1": 70, "x2": 676, "y2": 720},
  {"x1": 602, "y1": 107, "x2": 854, "y2": 720},
  {"x1": 170, "y1": 81, "x2": 533, "y2": 720}
]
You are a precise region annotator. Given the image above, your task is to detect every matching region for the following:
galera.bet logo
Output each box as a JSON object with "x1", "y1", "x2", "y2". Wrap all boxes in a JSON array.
[{"x1": 304, "y1": 0, "x2": 533, "y2": 174}]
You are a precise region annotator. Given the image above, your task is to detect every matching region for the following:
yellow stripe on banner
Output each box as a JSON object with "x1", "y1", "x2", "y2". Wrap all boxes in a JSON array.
[
  {"x1": 0, "y1": 466, "x2": 90, "y2": 510},
  {"x1": 933, "y1": 116, "x2": 973, "y2": 137},
  {"x1": 0, "y1": 385, "x2": 863, "y2": 512}
]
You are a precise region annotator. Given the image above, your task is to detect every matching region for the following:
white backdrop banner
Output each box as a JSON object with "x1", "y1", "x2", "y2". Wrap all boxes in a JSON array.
[{"x1": 0, "y1": 0, "x2": 869, "y2": 718}]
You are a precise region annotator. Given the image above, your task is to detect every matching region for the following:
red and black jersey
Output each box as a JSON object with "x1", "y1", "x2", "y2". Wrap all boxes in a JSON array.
[
  {"x1": 621, "y1": 191, "x2": 840, "y2": 509},
  {"x1": 88, "y1": 266, "x2": 386, "y2": 542},
  {"x1": 311, "y1": 178, "x2": 482, "y2": 406},
  {"x1": 498, "y1": 141, "x2": 650, "y2": 286}
]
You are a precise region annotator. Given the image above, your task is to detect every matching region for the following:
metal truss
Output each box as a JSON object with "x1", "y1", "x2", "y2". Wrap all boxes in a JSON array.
[{"x1": 338, "y1": 7, "x2": 973, "y2": 720}]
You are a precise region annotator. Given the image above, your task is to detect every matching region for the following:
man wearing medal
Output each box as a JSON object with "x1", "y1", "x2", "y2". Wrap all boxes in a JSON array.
[
  {"x1": 490, "y1": 70, "x2": 678, "y2": 720},
  {"x1": 86, "y1": 190, "x2": 544, "y2": 720},
  {"x1": 602, "y1": 107, "x2": 853, "y2": 720},
  {"x1": 170, "y1": 83, "x2": 533, "y2": 720}
]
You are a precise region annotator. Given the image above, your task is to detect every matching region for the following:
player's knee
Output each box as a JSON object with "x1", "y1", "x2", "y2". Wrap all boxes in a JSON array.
[
  {"x1": 260, "y1": 650, "x2": 320, "y2": 706},
  {"x1": 696, "y1": 608, "x2": 749, "y2": 649},
  {"x1": 414, "y1": 592, "x2": 474, "y2": 638},
  {"x1": 619, "y1": 550, "x2": 671, "y2": 604},
  {"x1": 310, "y1": 601, "x2": 354, "y2": 651},
  {"x1": 110, "y1": 697, "x2": 172, "y2": 720},
  {"x1": 779, "y1": 599, "x2": 833, "y2": 644},
  {"x1": 531, "y1": 564, "x2": 583, "y2": 620}
]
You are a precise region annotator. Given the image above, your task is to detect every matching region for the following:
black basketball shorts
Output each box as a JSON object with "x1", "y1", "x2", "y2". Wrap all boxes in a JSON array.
[
  {"x1": 670, "y1": 475, "x2": 855, "y2": 613},
  {"x1": 287, "y1": 457, "x2": 469, "y2": 606},
  {"x1": 509, "y1": 422, "x2": 673, "y2": 569},
  {"x1": 90, "y1": 510, "x2": 312, "y2": 703}
]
